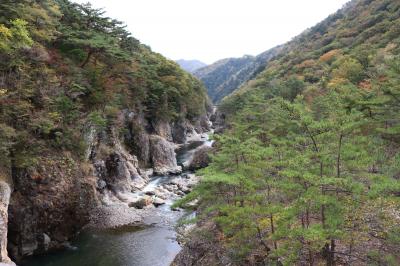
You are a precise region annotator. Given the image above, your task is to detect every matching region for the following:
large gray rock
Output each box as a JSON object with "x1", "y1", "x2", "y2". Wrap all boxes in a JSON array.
[
  {"x1": 150, "y1": 135, "x2": 182, "y2": 175},
  {"x1": 152, "y1": 197, "x2": 166, "y2": 207},
  {"x1": 104, "y1": 151, "x2": 145, "y2": 193},
  {"x1": 0, "y1": 182, "x2": 12, "y2": 265},
  {"x1": 172, "y1": 119, "x2": 197, "y2": 144},
  {"x1": 128, "y1": 196, "x2": 153, "y2": 209},
  {"x1": 194, "y1": 115, "x2": 211, "y2": 133},
  {"x1": 172, "y1": 120, "x2": 188, "y2": 144},
  {"x1": 187, "y1": 146, "x2": 212, "y2": 170}
]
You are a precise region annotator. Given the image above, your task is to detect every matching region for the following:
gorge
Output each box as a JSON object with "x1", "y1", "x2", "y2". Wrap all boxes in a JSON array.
[{"x1": 21, "y1": 124, "x2": 214, "y2": 266}]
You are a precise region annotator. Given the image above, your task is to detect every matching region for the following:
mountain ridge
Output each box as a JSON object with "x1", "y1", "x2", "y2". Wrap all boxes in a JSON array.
[
  {"x1": 193, "y1": 46, "x2": 283, "y2": 103},
  {"x1": 176, "y1": 59, "x2": 207, "y2": 73}
]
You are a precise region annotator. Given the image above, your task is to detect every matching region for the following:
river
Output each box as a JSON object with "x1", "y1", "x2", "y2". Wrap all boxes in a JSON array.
[{"x1": 21, "y1": 135, "x2": 212, "y2": 266}]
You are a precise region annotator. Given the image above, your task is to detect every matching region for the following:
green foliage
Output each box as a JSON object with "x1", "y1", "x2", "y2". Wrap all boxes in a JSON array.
[
  {"x1": 0, "y1": 18, "x2": 33, "y2": 68},
  {"x1": 183, "y1": 1, "x2": 400, "y2": 264},
  {"x1": 0, "y1": 0, "x2": 208, "y2": 174}
]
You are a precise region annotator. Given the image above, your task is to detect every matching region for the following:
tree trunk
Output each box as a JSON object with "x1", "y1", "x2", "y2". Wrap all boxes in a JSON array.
[
  {"x1": 327, "y1": 239, "x2": 335, "y2": 266},
  {"x1": 270, "y1": 214, "x2": 277, "y2": 250},
  {"x1": 337, "y1": 134, "x2": 343, "y2": 179},
  {"x1": 80, "y1": 49, "x2": 94, "y2": 68}
]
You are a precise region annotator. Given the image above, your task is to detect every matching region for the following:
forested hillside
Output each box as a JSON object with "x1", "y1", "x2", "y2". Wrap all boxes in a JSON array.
[
  {"x1": 194, "y1": 47, "x2": 282, "y2": 103},
  {"x1": 0, "y1": 0, "x2": 208, "y2": 165},
  {"x1": 176, "y1": 0, "x2": 400, "y2": 265},
  {"x1": 0, "y1": 0, "x2": 209, "y2": 262}
]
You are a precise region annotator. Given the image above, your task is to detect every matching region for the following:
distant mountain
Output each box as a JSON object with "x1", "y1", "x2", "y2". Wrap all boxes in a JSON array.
[
  {"x1": 176, "y1": 59, "x2": 207, "y2": 73},
  {"x1": 194, "y1": 47, "x2": 283, "y2": 103}
]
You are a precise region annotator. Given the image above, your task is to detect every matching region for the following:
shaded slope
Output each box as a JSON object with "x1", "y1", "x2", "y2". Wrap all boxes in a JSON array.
[{"x1": 194, "y1": 46, "x2": 282, "y2": 103}]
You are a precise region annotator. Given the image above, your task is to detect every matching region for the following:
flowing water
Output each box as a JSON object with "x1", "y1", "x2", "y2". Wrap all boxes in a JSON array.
[{"x1": 21, "y1": 134, "x2": 212, "y2": 266}]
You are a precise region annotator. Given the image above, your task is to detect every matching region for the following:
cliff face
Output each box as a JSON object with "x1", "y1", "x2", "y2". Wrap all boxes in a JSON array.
[
  {"x1": 6, "y1": 111, "x2": 211, "y2": 262},
  {"x1": 0, "y1": 182, "x2": 13, "y2": 266},
  {"x1": 8, "y1": 155, "x2": 96, "y2": 259}
]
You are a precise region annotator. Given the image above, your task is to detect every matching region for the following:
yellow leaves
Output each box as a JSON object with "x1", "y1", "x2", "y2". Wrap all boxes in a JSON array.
[
  {"x1": 0, "y1": 24, "x2": 11, "y2": 38},
  {"x1": 319, "y1": 49, "x2": 341, "y2": 63},
  {"x1": 258, "y1": 217, "x2": 271, "y2": 228},
  {"x1": 0, "y1": 19, "x2": 33, "y2": 53},
  {"x1": 0, "y1": 24, "x2": 12, "y2": 52},
  {"x1": 19, "y1": 2, "x2": 60, "y2": 42},
  {"x1": 0, "y1": 89, "x2": 8, "y2": 96},
  {"x1": 48, "y1": 112, "x2": 62, "y2": 122},
  {"x1": 297, "y1": 59, "x2": 317, "y2": 69},
  {"x1": 303, "y1": 85, "x2": 322, "y2": 105},
  {"x1": 327, "y1": 77, "x2": 348, "y2": 89}
]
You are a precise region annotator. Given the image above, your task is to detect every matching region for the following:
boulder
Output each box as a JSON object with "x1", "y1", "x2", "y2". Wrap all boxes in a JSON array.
[
  {"x1": 187, "y1": 146, "x2": 212, "y2": 170},
  {"x1": 180, "y1": 186, "x2": 191, "y2": 194},
  {"x1": 128, "y1": 196, "x2": 153, "y2": 209},
  {"x1": 145, "y1": 191, "x2": 155, "y2": 196},
  {"x1": 153, "y1": 197, "x2": 166, "y2": 207},
  {"x1": 103, "y1": 150, "x2": 146, "y2": 193},
  {"x1": 37, "y1": 233, "x2": 51, "y2": 252}
]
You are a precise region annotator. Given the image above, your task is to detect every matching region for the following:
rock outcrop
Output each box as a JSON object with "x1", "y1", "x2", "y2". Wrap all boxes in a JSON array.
[
  {"x1": 0, "y1": 182, "x2": 13, "y2": 265},
  {"x1": 124, "y1": 112, "x2": 151, "y2": 167},
  {"x1": 101, "y1": 150, "x2": 146, "y2": 193},
  {"x1": 150, "y1": 135, "x2": 182, "y2": 175},
  {"x1": 172, "y1": 119, "x2": 193, "y2": 144},
  {"x1": 153, "y1": 119, "x2": 173, "y2": 142},
  {"x1": 187, "y1": 146, "x2": 213, "y2": 170},
  {"x1": 6, "y1": 109, "x2": 212, "y2": 263},
  {"x1": 8, "y1": 155, "x2": 98, "y2": 261},
  {"x1": 210, "y1": 108, "x2": 226, "y2": 134}
]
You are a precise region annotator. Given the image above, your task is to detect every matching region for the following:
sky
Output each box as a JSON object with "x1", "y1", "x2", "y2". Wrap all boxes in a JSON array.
[{"x1": 72, "y1": 0, "x2": 350, "y2": 64}]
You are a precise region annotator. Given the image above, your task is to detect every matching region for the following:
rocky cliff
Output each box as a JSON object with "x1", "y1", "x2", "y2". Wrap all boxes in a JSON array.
[
  {"x1": 0, "y1": 181, "x2": 13, "y2": 266},
  {"x1": 5, "y1": 110, "x2": 211, "y2": 263}
]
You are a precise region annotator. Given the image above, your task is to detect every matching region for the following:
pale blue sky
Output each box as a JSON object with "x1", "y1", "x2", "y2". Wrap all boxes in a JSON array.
[{"x1": 73, "y1": 0, "x2": 350, "y2": 64}]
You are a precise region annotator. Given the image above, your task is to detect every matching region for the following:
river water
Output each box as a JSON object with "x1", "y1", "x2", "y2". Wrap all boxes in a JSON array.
[{"x1": 21, "y1": 135, "x2": 212, "y2": 266}]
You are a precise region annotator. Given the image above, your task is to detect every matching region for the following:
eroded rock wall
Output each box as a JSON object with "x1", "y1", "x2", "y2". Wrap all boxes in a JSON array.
[
  {"x1": 8, "y1": 155, "x2": 98, "y2": 261},
  {"x1": 7, "y1": 110, "x2": 211, "y2": 262}
]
